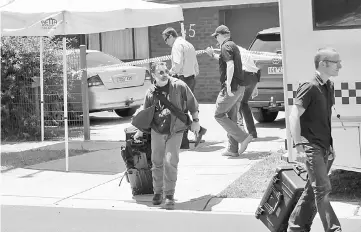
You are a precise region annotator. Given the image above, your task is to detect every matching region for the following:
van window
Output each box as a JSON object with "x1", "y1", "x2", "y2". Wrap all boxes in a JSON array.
[{"x1": 313, "y1": 0, "x2": 361, "y2": 30}]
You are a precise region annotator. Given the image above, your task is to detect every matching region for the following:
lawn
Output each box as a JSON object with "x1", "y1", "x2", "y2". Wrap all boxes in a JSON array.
[{"x1": 218, "y1": 150, "x2": 361, "y2": 202}]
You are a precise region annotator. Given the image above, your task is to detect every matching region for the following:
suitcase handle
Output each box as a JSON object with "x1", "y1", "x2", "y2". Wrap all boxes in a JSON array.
[
  {"x1": 264, "y1": 186, "x2": 283, "y2": 215},
  {"x1": 293, "y1": 164, "x2": 308, "y2": 181}
]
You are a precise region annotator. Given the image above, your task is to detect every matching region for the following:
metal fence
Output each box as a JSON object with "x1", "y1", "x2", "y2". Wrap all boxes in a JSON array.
[
  {"x1": 43, "y1": 51, "x2": 84, "y2": 141},
  {"x1": 1, "y1": 49, "x2": 85, "y2": 142}
]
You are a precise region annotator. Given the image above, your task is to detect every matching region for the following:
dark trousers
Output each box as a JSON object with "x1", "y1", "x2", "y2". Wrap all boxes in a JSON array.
[
  {"x1": 238, "y1": 72, "x2": 258, "y2": 137},
  {"x1": 288, "y1": 143, "x2": 341, "y2": 232},
  {"x1": 177, "y1": 75, "x2": 196, "y2": 147}
]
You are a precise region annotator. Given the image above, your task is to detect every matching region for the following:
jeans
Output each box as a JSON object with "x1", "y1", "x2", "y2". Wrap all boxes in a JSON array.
[
  {"x1": 178, "y1": 75, "x2": 196, "y2": 147},
  {"x1": 214, "y1": 85, "x2": 249, "y2": 153},
  {"x1": 238, "y1": 74, "x2": 258, "y2": 137},
  {"x1": 288, "y1": 144, "x2": 342, "y2": 232},
  {"x1": 151, "y1": 129, "x2": 183, "y2": 196}
]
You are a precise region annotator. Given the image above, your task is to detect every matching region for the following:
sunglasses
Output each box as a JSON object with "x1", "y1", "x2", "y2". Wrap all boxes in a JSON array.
[
  {"x1": 323, "y1": 60, "x2": 341, "y2": 64},
  {"x1": 164, "y1": 35, "x2": 170, "y2": 43},
  {"x1": 155, "y1": 69, "x2": 169, "y2": 76},
  {"x1": 214, "y1": 34, "x2": 219, "y2": 39}
]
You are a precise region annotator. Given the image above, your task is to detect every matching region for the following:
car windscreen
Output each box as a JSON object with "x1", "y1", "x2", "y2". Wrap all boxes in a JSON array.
[
  {"x1": 86, "y1": 52, "x2": 122, "y2": 68},
  {"x1": 249, "y1": 33, "x2": 281, "y2": 53}
]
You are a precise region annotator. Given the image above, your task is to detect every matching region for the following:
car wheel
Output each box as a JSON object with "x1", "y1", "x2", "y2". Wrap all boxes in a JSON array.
[
  {"x1": 114, "y1": 107, "x2": 138, "y2": 117},
  {"x1": 253, "y1": 109, "x2": 278, "y2": 123}
]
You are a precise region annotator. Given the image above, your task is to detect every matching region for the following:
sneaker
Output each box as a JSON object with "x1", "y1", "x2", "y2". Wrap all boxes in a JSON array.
[
  {"x1": 164, "y1": 195, "x2": 175, "y2": 209},
  {"x1": 152, "y1": 193, "x2": 163, "y2": 205},
  {"x1": 221, "y1": 150, "x2": 239, "y2": 157},
  {"x1": 238, "y1": 135, "x2": 254, "y2": 155}
]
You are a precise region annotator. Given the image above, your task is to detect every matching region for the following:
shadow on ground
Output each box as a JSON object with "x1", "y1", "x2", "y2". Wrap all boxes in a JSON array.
[
  {"x1": 252, "y1": 136, "x2": 282, "y2": 142},
  {"x1": 128, "y1": 194, "x2": 217, "y2": 211},
  {"x1": 23, "y1": 149, "x2": 126, "y2": 175},
  {"x1": 90, "y1": 114, "x2": 131, "y2": 127},
  {"x1": 256, "y1": 118, "x2": 286, "y2": 129},
  {"x1": 190, "y1": 141, "x2": 225, "y2": 153},
  {"x1": 228, "y1": 151, "x2": 271, "y2": 160}
]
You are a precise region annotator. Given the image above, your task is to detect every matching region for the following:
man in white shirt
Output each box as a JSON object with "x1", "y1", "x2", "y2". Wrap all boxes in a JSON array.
[
  {"x1": 162, "y1": 27, "x2": 206, "y2": 149},
  {"x1": 238, "y1": 46, "x2": 260, "y2": 138}
]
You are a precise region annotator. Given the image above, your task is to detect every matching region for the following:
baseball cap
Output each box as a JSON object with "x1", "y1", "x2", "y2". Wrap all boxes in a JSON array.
[{"x1": 211, "y1": 25, "x2": 230, "y2": 37}]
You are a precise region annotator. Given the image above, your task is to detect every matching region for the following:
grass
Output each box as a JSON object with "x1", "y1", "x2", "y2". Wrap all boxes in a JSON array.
[
  {"x1": 218, "y1": 151, "x2": 361, "y2": 202},
  {"x1": 1, "y1": 149, "x2": 90, "y2": 172}
]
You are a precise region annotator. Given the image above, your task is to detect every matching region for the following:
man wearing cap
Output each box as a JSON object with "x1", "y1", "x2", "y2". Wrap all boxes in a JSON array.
[
  {"x1": 162, "y1": 27, "x2": 207, "y2": 149},
  {"x1": 205, "y1": 25, "x2": 253, "y2": 156}
]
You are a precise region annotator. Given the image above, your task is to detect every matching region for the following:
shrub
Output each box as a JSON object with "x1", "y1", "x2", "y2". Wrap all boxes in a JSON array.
[{"x1": 1, "y1": 36, "x2": 79, "y2": 141}]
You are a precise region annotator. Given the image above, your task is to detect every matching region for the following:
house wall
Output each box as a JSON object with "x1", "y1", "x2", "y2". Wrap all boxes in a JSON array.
[{"x1": 150, "y1": 3, "x2": 279, "y2": 102}]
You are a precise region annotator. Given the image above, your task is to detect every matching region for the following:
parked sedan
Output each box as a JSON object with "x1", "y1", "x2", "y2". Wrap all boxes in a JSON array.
[{"x1": 71, "y1": 50, "x2": 152, "y2": 117}]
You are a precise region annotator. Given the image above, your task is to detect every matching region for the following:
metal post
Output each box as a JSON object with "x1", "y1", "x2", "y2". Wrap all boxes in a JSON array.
[
  {"x1": 80, "y1": 45, "x2": 90, "y2": 140},
  {"x1": 180, "y1": 22, "x2": 186, "y2": 38},
  {"x1": 63, "y1": 37, "x2": 69, "y2": 171},
  {"x1": 40, "y1": 37, "x2": 44, "y2": 141}
]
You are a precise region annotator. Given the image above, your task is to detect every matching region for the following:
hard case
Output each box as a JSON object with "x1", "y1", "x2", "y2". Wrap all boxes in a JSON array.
[
  {"x1": 120, "y1": 126, "x2": 153, "y2": 196},
  {"x1": 255, "y1": 165, "x2": 308, "y2": 232}
]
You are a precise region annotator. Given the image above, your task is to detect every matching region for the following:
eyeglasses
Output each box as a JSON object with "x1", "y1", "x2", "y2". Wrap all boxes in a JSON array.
[{"x1": 323, "y1": 60, "x2": 341, "y2": 64}]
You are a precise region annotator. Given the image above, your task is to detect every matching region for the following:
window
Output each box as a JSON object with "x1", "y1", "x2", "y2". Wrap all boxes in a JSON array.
[
  {"x1": 249, "y1": 34, "x2": 282, "y2": 53},
  {"x1": 313, "y1": 0, "x2": 361, "y2": 30},
  {"x1": 86, "y1": 27, "x2": 149, "y2": 61}
]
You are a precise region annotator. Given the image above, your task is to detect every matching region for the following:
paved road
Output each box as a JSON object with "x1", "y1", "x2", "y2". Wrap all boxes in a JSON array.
[{"x1": 2, "y1": 205, "x2": 361, "y2": 232}]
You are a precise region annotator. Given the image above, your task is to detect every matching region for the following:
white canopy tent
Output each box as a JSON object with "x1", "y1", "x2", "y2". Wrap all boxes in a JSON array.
[{"x1": 1, "y1": 0, "x2": 184, "y2": 171}]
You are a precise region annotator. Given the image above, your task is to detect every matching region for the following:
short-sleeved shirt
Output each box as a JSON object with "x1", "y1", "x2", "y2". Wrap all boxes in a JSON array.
[
  {"x1": 294, "y1": 72, "x2": 335, "y2": 150},
  {"x1": 219, "y1": 38, "x2": 244, "y2": 91},
  {"x1": 171, "y1": 37, "x2": 199, "y2": 77}
]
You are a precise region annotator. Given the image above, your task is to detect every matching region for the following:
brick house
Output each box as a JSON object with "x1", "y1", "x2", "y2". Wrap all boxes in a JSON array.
[{"x1": 86, "y1": 0, "x2": 280, "y2": 102}]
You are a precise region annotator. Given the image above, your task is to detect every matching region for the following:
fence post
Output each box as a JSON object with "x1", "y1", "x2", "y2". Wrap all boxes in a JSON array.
[{"x1": 80, "y1": 45, "x2": 90, "y2": 140}]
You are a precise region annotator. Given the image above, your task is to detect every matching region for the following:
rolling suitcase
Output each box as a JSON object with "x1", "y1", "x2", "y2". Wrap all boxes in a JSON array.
[
  {"x1": 120, "y1": 126, "x2": 153, "y2": 196},
  {"x1": 255, "y1": 165, "x2": 308, "y2": 232}
]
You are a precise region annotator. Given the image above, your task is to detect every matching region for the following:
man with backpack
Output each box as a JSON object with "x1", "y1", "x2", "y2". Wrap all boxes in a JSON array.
[{"x1": 134, "y1": 62, "x2": 201, "y2": 209}]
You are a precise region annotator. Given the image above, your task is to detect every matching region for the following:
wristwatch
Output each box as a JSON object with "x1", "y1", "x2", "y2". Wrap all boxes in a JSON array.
[
  {"x1": 193, "y1": 118, "x2": 199, "y2": 122},
  {"x1": 293, "y1": 143, "x2": 304, "y2": 148}
]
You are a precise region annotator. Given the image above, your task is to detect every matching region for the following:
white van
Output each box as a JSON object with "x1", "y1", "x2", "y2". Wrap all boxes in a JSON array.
[{"x1": 279, "y1": 0, "x2": 361, "y2": 172}]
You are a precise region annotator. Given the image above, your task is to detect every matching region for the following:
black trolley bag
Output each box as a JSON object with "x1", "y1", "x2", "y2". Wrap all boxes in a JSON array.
[
  {"x1": 120, "y1": 126, "x2": 153, "y2": 196},
  {"x1": 255, "y1": 165, "x2": 308, "y2": 232}
]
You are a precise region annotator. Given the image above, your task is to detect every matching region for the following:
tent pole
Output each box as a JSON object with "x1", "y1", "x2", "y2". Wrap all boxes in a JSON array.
[
  {"x1": 63, "y1": 37, "x2": 69, "y2": 172},
  {"x1": 40, "y1": 37, "x2": 44, "y2": 141},
  {"x1": 180, "y1": 22, "x2": 185, "y2": 38}
]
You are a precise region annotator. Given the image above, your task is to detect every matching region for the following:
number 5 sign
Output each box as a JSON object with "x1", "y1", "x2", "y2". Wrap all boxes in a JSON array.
[
  {"x1": 182, "y1": 23, "x2": 196, "y2": 38},
  {"x1": 188, "y1": 24, "x2": 196, "y2": 37}
]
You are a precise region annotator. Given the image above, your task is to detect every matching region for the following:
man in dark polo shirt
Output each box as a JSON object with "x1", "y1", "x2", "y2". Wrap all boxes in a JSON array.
[
  {"x1": 288, "y1": 47, "x2": 342, "y2": 232},
  {"x1": 205, "y1": 25, "x2": 253, "y2": 157}
]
